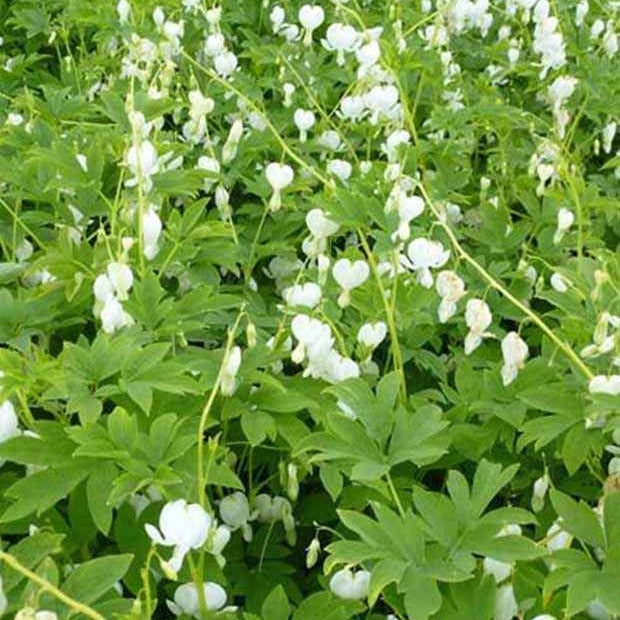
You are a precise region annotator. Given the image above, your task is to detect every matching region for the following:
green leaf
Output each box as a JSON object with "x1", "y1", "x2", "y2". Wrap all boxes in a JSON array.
[
  {"x1": 86, "y1": 462, "x2": 118, "y2": 535},
  {"x1": 400, "y1": 567, "x2": 442, "y2": 620},
  {"x1": 292, "y1": 592, "x2": 364, "y2": 620},
  {"x1": 550, "y1": 489, "x2": 605, "y2": 548},
  {"x1": 261, "y1": 585, "x2": 290, "y2": 620},
  {"x1": 62, "y1": 554, "x2": 133, "y2": 605},
  {"x1": 1, "y1": 462, "x2": 93, "y2": 522}
]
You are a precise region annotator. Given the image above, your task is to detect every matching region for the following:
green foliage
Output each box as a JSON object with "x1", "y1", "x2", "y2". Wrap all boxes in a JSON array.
[{"x1": 0, "y1": 0, "x2": 617, "y2": 619}]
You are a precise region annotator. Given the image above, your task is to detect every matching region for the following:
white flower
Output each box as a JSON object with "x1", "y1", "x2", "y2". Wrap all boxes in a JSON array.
[
  {"x1": 270, "y1": 5, "x2": 285, "y2": 32},
  {"x1": 435, "y1": 270, "x2": 466, "y2": 323},
  {"x1": 0, "y1": 401, "x2": 20, "y2": 446},
  {"x1": 204, "y1": 33, "x2": 226, "y2": 56},
  {"x1": 332, "y1": 259, "x2": 370, "y2": 307},
  {"x1": 586, "y1": 600, "x2": 611, "y2": 620},
  {"x1": 532, "y1": 474, "x2": 549, "y2": 512},
  {"x1": 143, "y1": 207, "x2": 162, "y2": 260},
  {"x1": 494, "y1": 584, "x2": 518, "y2": 620},
  {"x1": 6, "y1": 112, "x2": 24, "y2": 126},
  {"x1": 145, "y1": 500, "x2": 212, "y2": 572},
  {"x1": 253, "y1": 494, "x2": 295, "y2": 544},
  {"x1": 356, "y1": 40, "x2": 381, "y2": 67},
  {"x1": 291, "y1": 315, "x2": 333, "y2": 363},
  {"x1": 106, "y1": 262, "x2": 133, "y2": 300},
  {"x1": 283, "y1": 283, "x2": 322, "y2": 308},
  {"x1": 464, "y1": 299, "x2": 493, "y2": 354},
  {"x1": 546, "y1": 520, "x2": 572, "y2": 552},
  {"x1": 403, "y1": 238, "x2": 450, "y2": 288},
  {"x1": 575, "y1": 1, "x2": 589, "y2": 26},
  {"x1": 213, "y1": 51, "x2": 238, "y2": 77},
  {"x1": 483, "y1": 557, "x2": 512, "y2": 583},
  {"x1": 383, "y1": 129, "x2": 410, "y2": 161},
  {"x1": 500, "y1": 332, "x2": 529, "y2": 386},
  {"x1": 547, "y1": 76, "x2": 577, "y2": 110},
  {"x1": 531, "y1": 614, "x2": 557, "y2": 620},
  {"x1": 550, "y1": 272, "x2": 568, "y2": 292},
  {"x1": 117, "y1": 0, "x2": 131, "y2": 23},
  {"x1": 393, "y1": 194, "x2": 424, "y2": 241},
  {"x1": 306, "y1": 208, "x2": 339, "y2": 239},
  {"x1": 197, "y1": 156, "x2": 221, "y2": 190},
  {"x1": 602, "y1": 121, "x2": 617, "y2": 154},
  {"x1": 327, "y1": 159, "x2": 352, "y2": 181},
  {"x1": 298, "y1": 4, "x2": 324, "y2": 45},
  {"x1": 126, "y1": 140, "x2": 159, "y2": 190},
  {"x1": 167, "y1": 582, "x2": 228, "y2": 617},
  {"x1": 100, "y1": 297, "x2": 134, "y2": 334},
  {"x1": 219, "y1": 492, "x2": 252, "y2": 541},
  {"x1": 340, "y1": 96, "x2": 365, "y2": 122},
  {"x1": 364, "y1": 85, "x2": 400, "y2": 124},
  {"x1": 323, "y1": 23, "x2": 359, "y2": 65},
  {"x1": 317, "y1": 130, "x2": 341, "y2": 152},
  {"x1": 589, "y1": 375, "x2": 620, "y2": 396},
  {"x1": 282, "y1": 82, "x2": 295, "y2": 107},
  {"x1": 266, "y1": 163, "x2": 294, "y2": 211},
  {"x1": 329, "y1": 568, "x2": 370, "y2": 600},
  {"x1": 293, "y1": 108, "x2": 315, "y2": 142},
  {"x1": 357, "y1": 322, "x2": 387, "y2": 349},
  {"x1": 553, "y1": 207, "x2": 574, "y2": 244},
  {"x1": 221, "y1": 346, "x2": 241, "y2": 397},
  {"x1": 222, "y1": 119, "x2": 244, "y2": 164}
]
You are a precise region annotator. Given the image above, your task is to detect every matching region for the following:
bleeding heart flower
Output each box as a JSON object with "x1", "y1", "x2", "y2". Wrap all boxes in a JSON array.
[
  {"x1": 265, "y1": 162, "x2": 294, "y2": 211},
  {"x1": 500, "y1": 332, "x2": 528, "y2": 386},
  {"x1": 329, "y1": 568, "x2": 371, "y2": 600},
  {"x1": 298, "y1": 4, "x2": 324, "y2": 45},
  {"x1": 332, "y1": 259, "x2": 370, "y2": 307},
  {"x1": 145, "y1": 500, "x2": 212, "y2": 572},
  {"x1": 403, "y1": 238, "x2": 450, "y2": 288}
]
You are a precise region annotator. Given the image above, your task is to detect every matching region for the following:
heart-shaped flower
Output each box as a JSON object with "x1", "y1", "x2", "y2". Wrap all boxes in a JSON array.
[
  {"x1": 329, "y1": 568, "x2": 371, "y2": 600},
  {"x1": 332, "y1": 259, "x2": 370, "y2": 307},
  {"x1": 500, "y1": 332, "x2": 528, "y2": 386},
  {"x1": 404, "y1": 238, "x2": 450, "y2": 288},
  {"x1": 298, "y1": 4, "x2": 324, "y2": 45},
  {"x1": 265, "y1": 162, "x2": 294, "y2": 211},
  {"x1": 306, "y1": 208, "x2": 339, "y2": 239},
  {"x1": 283, "y1": 282, "x2": 322, "y2": 308},
  {"x1": 145, "y1": 500, "x2": 212, "y2": 572}
]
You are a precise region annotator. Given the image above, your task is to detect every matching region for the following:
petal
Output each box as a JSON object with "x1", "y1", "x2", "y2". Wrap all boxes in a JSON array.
[{"x1": 144, "y1": 523, "x2": 166, "y2": 545}]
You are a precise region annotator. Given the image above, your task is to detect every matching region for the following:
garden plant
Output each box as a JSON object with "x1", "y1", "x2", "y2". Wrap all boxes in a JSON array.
[{"x1": 0, "y1": 0, "x2": 619, "y2": 619}]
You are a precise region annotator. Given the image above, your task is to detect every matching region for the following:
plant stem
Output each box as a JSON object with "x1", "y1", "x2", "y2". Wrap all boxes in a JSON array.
[
  {"x1": 0, "y1": 550, "x2": 106, "y2": 620},
  {"x1": 196, "y1": 307, "x2": 246, "y2": 508}
]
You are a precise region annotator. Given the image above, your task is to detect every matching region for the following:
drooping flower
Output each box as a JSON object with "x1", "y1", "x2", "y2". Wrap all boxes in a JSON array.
[
  {"x1": 553, "y1": 207, "x2": 574, "y2": 244},
  {"x1": 332, "y1": 259, "x2": 370, "y2": 307},
  {"x1": 500, "y1": 332, "x2": 529, "y2": 386},
  {"x1": 323, "y1": 23, "x2": 359, "y2": 65},
  {"x1": 167, "y1": 582, "x2": 231, "y2": 617},
  {"x1": 298, "y1": 4, "x2": 325, "y2": 45},
  {"x1": 435, "y1": 270, "x2": 466, "y2": 322},
  {"x1": 403, "y1": 238, "x2": 450, "y2": 288},
  {"x1": 126, "y1": 140, "x2": 159, "y2": 191},
  {"x1": 357, "y1": 322, "x2": 387, "y2": 350},
  {"x1": 589, "y1": 375, "x2": 620, "y2": 396},
  {"x1": 293, "y1": 108, "x2": 316, "y2": 142},
  {"x1": 464, "y1": 299, "x2": 493, "y2": 354},
  {"x1": 265, "y1": 162, "x2": 294, "y2": 211},
  {"x1": 219, "y1": 492, "x2": 253, "y2": 542},
  {"x1": 145, "y1": 500, "x2": 212, "y2": 572},
  {"x1": 143, "y1": 206, "x2": 162, "y2": 260},
  {"x1": 283, "y1": 283, "x2": 322, "y2": 308},
  {"x1": 220, "y1": 346, "x2": 241, "y2": 397},
  {"x1": 329, "y1": 568, "x2": 371, "y2": 600}
]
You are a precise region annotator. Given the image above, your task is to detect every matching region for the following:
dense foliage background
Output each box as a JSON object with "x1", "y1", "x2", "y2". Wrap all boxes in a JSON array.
[{"x1": 0, "y1": 0, "x2": 618, "y2": 618}]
